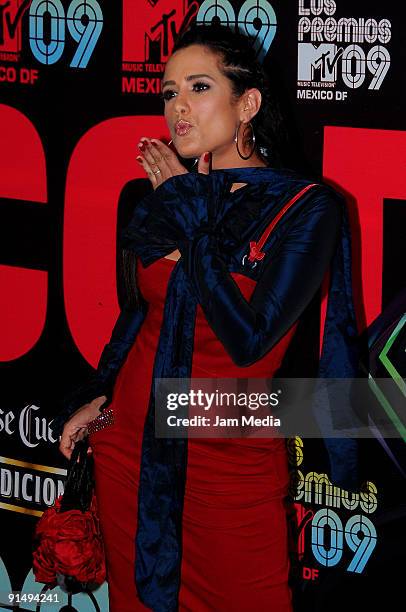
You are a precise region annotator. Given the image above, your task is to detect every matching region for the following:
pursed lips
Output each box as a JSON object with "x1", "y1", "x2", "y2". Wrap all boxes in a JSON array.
[{"x1": 175, "y1": 121, "x2": 193, "y2": 135}]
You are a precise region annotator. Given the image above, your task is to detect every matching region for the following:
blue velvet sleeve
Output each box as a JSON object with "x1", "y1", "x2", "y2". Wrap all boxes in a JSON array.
[
  {"x1": 91, "y1": 299, "x2": 148, "y2": 391},
  {"x1": 178, "y1": 191, "x2": 342, "y2": 367},
  {"x1": 51, "y1": 298, "x2": 148, "y2": 437}
]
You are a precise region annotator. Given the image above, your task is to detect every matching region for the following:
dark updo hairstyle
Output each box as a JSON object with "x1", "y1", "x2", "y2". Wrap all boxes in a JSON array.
[
  {"x1": 120, "y1": 23, "x2": 301, "y2": 310},
  {"x1": 170, "y1": 22, "x2": 290, "y2": 168}
]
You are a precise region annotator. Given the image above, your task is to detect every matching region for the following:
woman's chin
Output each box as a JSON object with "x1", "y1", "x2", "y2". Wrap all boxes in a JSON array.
[
  {"x1": 173, "y1": 139, "x2": 201, "y2": 159},
  {"x1": 175, "y1": 148, "x2": 201, "y2": 160},
  {"x1": 184, "y1": 153, "x2": 200, "y2": 159}
]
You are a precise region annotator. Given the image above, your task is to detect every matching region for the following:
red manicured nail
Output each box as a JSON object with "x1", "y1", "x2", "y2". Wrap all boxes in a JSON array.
[
  {"x1": 151, "y1": 141, "x2": 159, "y2": 147},
  {"x1": 204, "y1": 152, "x2": 210, "y2": 162},
  {"x1": 138, "y1": 142, "x2": 145, "y2": 151}
]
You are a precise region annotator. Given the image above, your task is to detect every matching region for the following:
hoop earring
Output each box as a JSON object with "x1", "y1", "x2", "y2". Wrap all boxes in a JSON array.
[{"x1": 234, "y1": 121, "x2": 256, "y2": 160}]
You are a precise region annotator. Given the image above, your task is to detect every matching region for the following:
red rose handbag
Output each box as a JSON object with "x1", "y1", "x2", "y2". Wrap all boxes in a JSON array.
[{"x1": 32, "y1": 438, "x2": 106, "y2": 592}]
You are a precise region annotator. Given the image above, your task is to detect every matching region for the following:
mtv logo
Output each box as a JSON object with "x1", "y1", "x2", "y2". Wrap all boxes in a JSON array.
[
  {"x1": 123, "y1": 0, "x2": 192, "y2": 63},
  {"x1": 298, "y1": 43, "x2": 340, "y2": 83},
  {"x1": 0, "y1": 0, "x2": 27, "y2": 54}
]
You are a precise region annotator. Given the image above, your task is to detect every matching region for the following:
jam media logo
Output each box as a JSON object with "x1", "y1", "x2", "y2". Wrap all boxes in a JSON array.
[
  {"x1": 296, "y1": 0, "x2": 391, "y2": 102},
  {"x1": 122, "y1": 0, "x2": 277, "y2": 94},
  {"x1": 0, "y1": 0, "x2": 30, "y2": 58}
]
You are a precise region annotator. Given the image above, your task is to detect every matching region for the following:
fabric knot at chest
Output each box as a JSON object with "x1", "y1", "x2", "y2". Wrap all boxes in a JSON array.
[{"x1": 248, "y1": 241, "x2": 266, "y2": 263}]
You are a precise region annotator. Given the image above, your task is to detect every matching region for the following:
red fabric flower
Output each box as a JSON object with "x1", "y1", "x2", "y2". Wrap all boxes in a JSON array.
[{"x1": 33, "y1": 494, "x2": 106, "y2": 587}]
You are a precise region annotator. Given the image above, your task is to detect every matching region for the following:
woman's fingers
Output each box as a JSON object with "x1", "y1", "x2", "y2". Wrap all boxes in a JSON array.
[
  {"x1": 59, "y1": 431, "x2": 75, "y2": 459},
  {"x1": 136, "y1": 138, "x2": 211, "y2": 190},
  {"x1": 139, "y1": 138, "x2": 172, "y2": 183},
  {"x1": 136, "y1": 144, "x2": 164, "y2": 190},
  {"x1": 136, "y1": 137, "x2": 188, "y2": 190},
  {"x1": 150, "y1": 139, "x2": 188, "y2": 176},
  {"x1": 58, "y1": 403, "x2": 101, "y2": 460},
  {"x1": 59, "y1": 426, "x2": 87, "y2": 460},
  {"x1": 197, "y1": 151, "x2": 211, "y2": 174},
  {"x1": 136, "y1": 148, "x2": 159, "y2": 190}
]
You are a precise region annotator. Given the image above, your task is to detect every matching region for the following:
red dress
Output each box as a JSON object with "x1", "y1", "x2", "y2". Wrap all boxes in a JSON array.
[{"x1": 89, "y1": 256, "x2": 296, "y2": 612}]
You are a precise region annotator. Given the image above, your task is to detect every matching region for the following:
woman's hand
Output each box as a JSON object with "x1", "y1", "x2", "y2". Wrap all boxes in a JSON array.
[
  {"x1": 136, "y1": 138, "x2": 211, "y2": 190},
  {"x1": 58, "y1": 395, "x2": 108, "y2": 460}
]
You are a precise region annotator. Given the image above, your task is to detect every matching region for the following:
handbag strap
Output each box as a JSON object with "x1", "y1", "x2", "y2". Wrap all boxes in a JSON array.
[
  {"x1": 60, "y1": 438, "x2": 94, "y2": 513},
  {"x1": 247, "y1": 183, "x2": 318, "y2": 263}
]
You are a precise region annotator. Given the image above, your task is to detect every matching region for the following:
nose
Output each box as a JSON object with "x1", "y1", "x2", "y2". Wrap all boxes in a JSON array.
[{"x1": 173, "y1": 90, "x2": 190, "y2": 115}]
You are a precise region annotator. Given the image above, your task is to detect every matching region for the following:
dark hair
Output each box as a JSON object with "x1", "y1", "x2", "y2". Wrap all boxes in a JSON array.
[
  {"x1": 170, "y1": 23, "x2": 290, "y2": 168},
  {"x1": 121, "y1": 23, "x2": 298, "y2": 309}
]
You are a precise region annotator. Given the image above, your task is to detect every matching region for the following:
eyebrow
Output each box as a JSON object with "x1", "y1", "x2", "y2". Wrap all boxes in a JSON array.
[{"x1": 162, "y1": 74, "x2": 216, "y2": 88}]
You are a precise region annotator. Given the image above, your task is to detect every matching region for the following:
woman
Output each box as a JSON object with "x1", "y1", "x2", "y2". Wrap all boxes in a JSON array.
[{"x1": 53, "y1": 23, "x2": 359, "y2": 612}]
